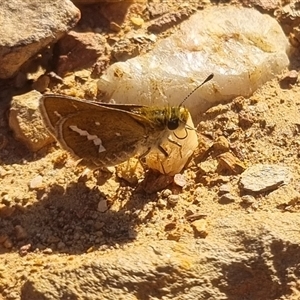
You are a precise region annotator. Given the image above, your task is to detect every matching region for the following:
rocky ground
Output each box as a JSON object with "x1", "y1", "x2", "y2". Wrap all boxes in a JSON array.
[{"x1": 1, "y1": 0, "x2": 300, "y2": 299}]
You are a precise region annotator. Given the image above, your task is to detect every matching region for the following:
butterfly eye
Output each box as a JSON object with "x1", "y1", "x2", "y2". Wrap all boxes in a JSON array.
[{"x1": 167, "y1": 119, "x2": 179, "y2": 130}]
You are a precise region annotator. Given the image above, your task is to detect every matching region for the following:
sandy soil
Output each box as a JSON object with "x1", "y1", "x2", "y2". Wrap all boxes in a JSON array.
[{"x1": 1, "y1": 1, "x2": 300, "y2": 299}]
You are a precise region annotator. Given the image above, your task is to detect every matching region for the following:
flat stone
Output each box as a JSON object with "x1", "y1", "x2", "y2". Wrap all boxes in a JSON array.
[{"x1": 239, "y1": 164, "x2": 292, "y2": 193}]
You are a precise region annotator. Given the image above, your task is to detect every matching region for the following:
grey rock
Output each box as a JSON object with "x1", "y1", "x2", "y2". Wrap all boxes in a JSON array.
[
  {"x1": 0, "y1": 0, "x2": 80, "y2": 78},
  {"x1": 239, "y1": 164, "x2": 292, "y2": 193}
]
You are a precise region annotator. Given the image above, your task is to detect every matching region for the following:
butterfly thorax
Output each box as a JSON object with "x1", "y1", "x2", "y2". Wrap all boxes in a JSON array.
[
  {"x1": 137, "y1": 106, "x2": 189, "y2": 131},
  {"x1": 126, "y1": 106, "x2": 190, "y2": 158}
]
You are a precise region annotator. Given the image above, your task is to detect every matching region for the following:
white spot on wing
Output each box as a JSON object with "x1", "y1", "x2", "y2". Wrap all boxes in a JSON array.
[
  {"x1": 95, "y1": 121, "x2": 100, "y2": 126},
  {"x1": 54, "y1": 111, "x2": 62, "y2": 118},
  {"x1": 115, "y1": 132, "x2": 121, "y2": 136},
  {"x1": 69, "y1": 125, "x2": 106, "y2": 153}
]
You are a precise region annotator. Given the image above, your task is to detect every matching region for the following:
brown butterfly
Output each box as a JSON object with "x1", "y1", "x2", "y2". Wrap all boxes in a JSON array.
[{"x1": 39, "y1": 74, "x2": 213, "y2": 173}]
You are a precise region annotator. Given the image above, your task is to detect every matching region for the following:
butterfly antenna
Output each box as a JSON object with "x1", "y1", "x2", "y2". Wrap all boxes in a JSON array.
[{"x1": 179, "y1": 73, "x2": 214, "y2": 107}]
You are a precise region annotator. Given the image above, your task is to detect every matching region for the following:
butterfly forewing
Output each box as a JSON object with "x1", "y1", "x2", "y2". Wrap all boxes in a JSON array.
[{"x1": 39, "y1": 95, "x2": 160, "y2": 167}]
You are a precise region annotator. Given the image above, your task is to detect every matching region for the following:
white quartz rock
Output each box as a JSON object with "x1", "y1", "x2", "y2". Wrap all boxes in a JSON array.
[{"x1": 98, "y1": 6, "x2": 290, "y2": 124}]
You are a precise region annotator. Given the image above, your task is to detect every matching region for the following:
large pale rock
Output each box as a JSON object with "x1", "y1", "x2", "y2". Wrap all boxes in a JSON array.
[
  {"x1": 98, "y1": 6, "x2": 290, "y2": 124},
  {"x1": 0, "y1": 0, "x2": 80, "y2": 79}
]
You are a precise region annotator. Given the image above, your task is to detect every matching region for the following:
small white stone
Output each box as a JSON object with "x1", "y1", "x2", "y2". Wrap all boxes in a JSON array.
[
  {"x1": 174, "y1": 174, "x2": 187, "y2": 187},
  {"x1": 29, "y1": 175, "x2": 43, "y2": 190}
]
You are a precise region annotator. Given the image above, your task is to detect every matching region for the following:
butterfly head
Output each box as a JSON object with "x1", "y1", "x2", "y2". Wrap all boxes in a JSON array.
[{"x1": 166, "y1": 106, "x2": 189, "y2": 131}]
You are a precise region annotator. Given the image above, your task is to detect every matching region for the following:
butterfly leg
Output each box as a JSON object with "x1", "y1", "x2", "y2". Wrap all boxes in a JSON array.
[
  {"x1": 167, "y1": 137, "x2": 183, "y2": 158},
  {"x1": 158, "y1": 145, "x2": 169, "y2": 157},
  {"x1": 139, "y1": 145, "x2": 169, "y2": 173},
  {"x1": 138, "y1": 147, "x2": 151, "y2": 169},
  {"x1": 157, "y1": 145, "x2": 170, "y2": 174},
  {"x1": 140, "y1": 145, "x2": 169, "y2": 161}
]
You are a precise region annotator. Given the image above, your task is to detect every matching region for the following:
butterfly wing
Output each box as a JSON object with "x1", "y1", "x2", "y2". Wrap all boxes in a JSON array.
[{"x1": 39, "y1": 95, "x2": 150, "y2": 167}]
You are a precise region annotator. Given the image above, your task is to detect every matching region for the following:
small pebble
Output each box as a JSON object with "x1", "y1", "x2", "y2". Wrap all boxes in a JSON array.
[
  {"x1": 198, "y1": 160, "x2": 218, "y2": 174},
  {"x1": 217, "y1": 152, "x2": 246, "y2": 174},
  {"x1": 128, "y1": 228, "x2": 137, "y2": 239},
  {"x1": 131, "y1": 16, "x2": 144, "y2": 27},
  {"x1": 29, "y1": 175, "x2": 44, "y2": 190},
  {"x1": 42, "y1": 248, "x2": 53, "y2": 254},
  {"x1": 241, "y1": 195, "x2": 256, "y2": 204},
  {"x1": 190, "y1": 219, "x2": 208, "y2": 238},
  {"x1": 167, "y1": 194, "x2": 180, "y2": 206},
  {"x1": 174, "y1": 174, "x2": 187, "y2": 187},
  {"x1": 95, "y1": 231, "x2": 103, "y2": 238},
  {"x1": 280, "y1": 69, "x2": 298, "y2": 86},
  {"x1": 97, "y1": 199, "x2": 108, "y2": 212},
  {"x1": 0, "y1": 205, "x2": 15, "y2": 218},
  {"x1": 2, "y1": 194, "x2": 11, "y2": 205},
  {"x1": 0, "y1": 234, "x2": 8, "y2": 244},
  {"x1": 186, "y1": 213, "x2": 207, "y2": 222},
  {"x1": 19, "y1": 244, "x2": 31, "y2": 256},
  {"x1": 3, "y1": 238, "x2": 13, "y2": 249},
  {"x1": 94, "y1": 221, "x2": 105, "y2": 230},
  {"x1": 32, "y1": 74, "x2": 50, "y2": 92},
  {"x1": 219, "y1": 193, "x2": 236, "y2": 204},
  {"x1": 57, "y1": 241, "x2": 66, "y2": 250},
  {"x1": 0, "y1": 166, "x2": 8, "y2": 178},
  {"x1": 47, "y1": 235, "x2": 60, "y2": 244},
  {"x1": 218, "y1": 184, "x2": 231, "y2": 195},
  {"x1": 156, "y1": 198, "x2": 167, "y2": 208},
  {"x1": 167, "y1": 230, "x2": 182, "y2": 241},
  {"x1": 213, "y1": 136, "x2": 230, "y2": 152},
  {"x1": 161, "y1": 189, "x2": 172, "y2": 198}
]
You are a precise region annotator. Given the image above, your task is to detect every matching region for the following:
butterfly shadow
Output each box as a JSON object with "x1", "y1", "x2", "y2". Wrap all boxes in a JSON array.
[{"x1": 0, "y1": 177, "x2": 153, "y2": 255}]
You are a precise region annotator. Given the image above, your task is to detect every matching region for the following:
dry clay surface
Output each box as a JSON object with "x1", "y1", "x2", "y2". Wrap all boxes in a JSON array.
[{"x1": 1, "y1": 2, "x2": 300, "y2": 300}]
